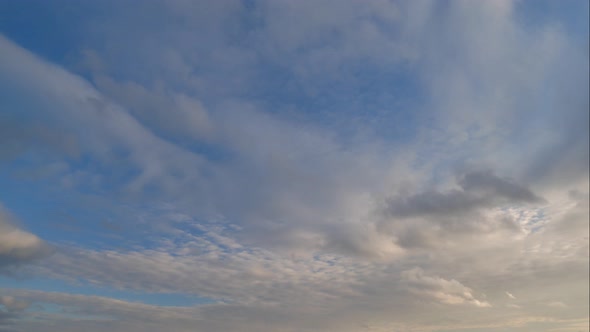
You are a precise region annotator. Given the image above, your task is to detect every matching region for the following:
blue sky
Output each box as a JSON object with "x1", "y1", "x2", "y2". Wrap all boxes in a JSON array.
[{"x1": 0, "y1": 1, "x2": 588, "y2": 331}]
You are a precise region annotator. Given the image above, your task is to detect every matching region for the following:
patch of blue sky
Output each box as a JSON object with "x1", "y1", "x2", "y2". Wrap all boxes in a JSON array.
[
  {"x1": 237, "y1": 62, "x2": 425, "y2": 147},
  {"x1": 0, "y1": 276, "x2": 216, "y2": 307},
  {"x1": 0, "y1": 167, "x2": 155, "y2": 250},
  {"x1": 0, "y1": 1, "x2": 93, "y2": 66},
  {"x1": 0, "y1": 2, "x2": 164, "y2": 88}
]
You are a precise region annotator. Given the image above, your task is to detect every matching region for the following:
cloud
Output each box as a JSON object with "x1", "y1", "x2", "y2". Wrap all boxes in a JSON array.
[
  {"x1": 0, "y1": 295, "x2": 28, "y2": 332},
  {"x1": 0, "y1": 296, "x2": 29, "y2": 312},
  {"x1": 546, "y1": 301, "x2": 567, "y2": 308},
  {"x1": 2, "y1": 30, "x2": 413, "y2": 260},
  {"x1": 458, "y1": 170, "x2": 545, "y2": 204},
  {"x1": 401, "y1": 267, "x2": 491, "y2": 307},
  {"x1": 35, "y1": 223, "x2": 377, "y2": 306},
  {"x1": 91, "y1": 76, "x2": 215, "y2": 143},
  {"x1": 0, "y1": 205, "x2": 52, "y2": 271},
  {"x1": 387, "y1": 170, "x2": 546, "y2": 219},
  {"x1": 0, "y1": 0, "x2": 588, "y2": 331},
  {"x1": 379, "y1": 170, "x2": 548, "y2": 251}
]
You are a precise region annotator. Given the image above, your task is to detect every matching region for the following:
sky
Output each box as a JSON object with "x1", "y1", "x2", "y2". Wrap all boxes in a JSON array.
[{"x1": 0, "y1": 0, "x2": 588, "y2": 331}]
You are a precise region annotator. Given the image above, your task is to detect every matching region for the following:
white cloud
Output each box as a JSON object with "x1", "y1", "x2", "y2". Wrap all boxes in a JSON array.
[
  {"x1": 0, "y1": 0, "x2": 587, "y2": 331},
  {"x1": 0, "y1": 205, "x2": 52, "y2": 270},
  {"x1": 401, "y1": 267, "x2": 491, "y2": 307}
]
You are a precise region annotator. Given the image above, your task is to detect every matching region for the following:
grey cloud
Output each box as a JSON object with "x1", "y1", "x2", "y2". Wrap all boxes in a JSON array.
[
  {"x1": 458, "y1": 170, "x2": 545, "y2": 203},
  {"x1": 387, "y1": 170, "x2": 545, "y2": 218},
  {"x1": 388, "y1": 189, "x2": 481, "y2": 218},
  {"x1": 380, "y1": 170, "x2": 548, "y2": 252}
]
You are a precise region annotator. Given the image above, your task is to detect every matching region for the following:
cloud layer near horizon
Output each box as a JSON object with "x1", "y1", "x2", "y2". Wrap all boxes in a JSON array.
[{"x1": 0, "y1": 1, "x2": 588, "y2": 331}]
